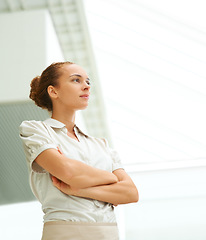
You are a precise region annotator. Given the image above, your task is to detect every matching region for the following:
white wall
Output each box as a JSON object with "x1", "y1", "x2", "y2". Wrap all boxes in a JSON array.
[
  {"x1": 0, "y1": 201, "x2": 43, "y2": 240},
  {"x1": 123, "y1": 167, "x2": 206, "y2": 240},
  {"x1": 0, "y1": 10, "x2": 64, "y2": 103}
]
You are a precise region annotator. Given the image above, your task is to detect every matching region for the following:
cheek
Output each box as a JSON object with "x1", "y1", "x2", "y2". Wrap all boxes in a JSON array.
[
  {"x1": 58, "y1": 87, "x2": 72, "y2": 98},
  {"x1": 59, "y1": 89, "x2": 78, "y2": 104}
]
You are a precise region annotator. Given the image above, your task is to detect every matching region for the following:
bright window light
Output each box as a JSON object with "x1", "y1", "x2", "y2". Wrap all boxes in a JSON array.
[{"x1": 84, "y1": 0, "x2": 206, "y2": 171}]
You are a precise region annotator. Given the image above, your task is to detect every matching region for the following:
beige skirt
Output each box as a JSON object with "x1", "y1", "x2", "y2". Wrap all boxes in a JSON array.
[{"x1": 41, "y1": 221, "x2": 119, "y2": 240}]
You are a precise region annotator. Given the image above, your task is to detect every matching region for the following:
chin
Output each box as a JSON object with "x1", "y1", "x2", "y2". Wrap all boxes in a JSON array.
[
  {"x1": 78, "y1": 104, "x2": 89, "y2": 110},
  {"x1": 82, "y1": 105, "x2": 89, "y2": 110}
]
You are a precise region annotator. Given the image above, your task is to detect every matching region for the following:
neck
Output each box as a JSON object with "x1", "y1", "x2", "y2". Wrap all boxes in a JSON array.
[{"x1": 51, "y1": 109, "x2": 76, "y2": 133}]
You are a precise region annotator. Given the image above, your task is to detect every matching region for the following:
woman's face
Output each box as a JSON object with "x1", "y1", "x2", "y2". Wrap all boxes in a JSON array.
[{"x1": 50, "y1": 64, "x2": 91, "y2": 111}]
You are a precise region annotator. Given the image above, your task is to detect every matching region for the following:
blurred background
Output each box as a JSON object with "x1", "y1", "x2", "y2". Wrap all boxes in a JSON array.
[{"x1": 0, "y1": 0, "x2": 206, "y2": 239}]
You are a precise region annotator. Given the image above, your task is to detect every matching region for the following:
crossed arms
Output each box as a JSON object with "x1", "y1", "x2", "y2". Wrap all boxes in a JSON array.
[{"x1": 35, "y1": 148, "x2": 139, "y2": 205}]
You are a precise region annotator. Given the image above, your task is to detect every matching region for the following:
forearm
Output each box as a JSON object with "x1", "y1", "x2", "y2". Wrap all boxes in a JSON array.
[
  {"x1": 52, "y1": 169, "x2": 139, "y2": 205},
  {"x1": 35, "y1": 149, "x2": 118, "y2": 189},
  {"x1": 74, "y1": 176, "x2": 138, "y2": 205},
  {"x1": 66, "y1": 158, "x2": 118, "y2": 188}
]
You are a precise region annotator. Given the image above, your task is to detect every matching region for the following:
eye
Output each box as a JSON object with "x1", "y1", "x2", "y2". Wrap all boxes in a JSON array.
[
  {"x1": 73, "y1": 78, "x2": 80, "y2": 83},
  {"x1": 86, "y1": 80, "x2": 91, "y2": 86}
]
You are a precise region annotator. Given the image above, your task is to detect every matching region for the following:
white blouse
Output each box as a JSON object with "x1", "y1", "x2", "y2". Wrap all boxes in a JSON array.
[{"x1": 19, "y1": 118, "x2": 123, "y2": 223}]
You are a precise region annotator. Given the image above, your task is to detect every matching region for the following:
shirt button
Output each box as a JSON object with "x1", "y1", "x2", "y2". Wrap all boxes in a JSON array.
[{"x1": 30, "y1": 149, "x2": 34, "y2": 153}]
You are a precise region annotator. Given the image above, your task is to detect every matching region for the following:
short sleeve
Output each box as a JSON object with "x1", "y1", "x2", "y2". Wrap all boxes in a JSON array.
[
  {"x1": 109, "y1": 148, "x2": 124, "y2": 172},
  {"x1": 19, "y1": 120, "x2": 57, "y2": 172},
  {"x1": 101, "y1": 138, "x2": 124, "y2": 172}
]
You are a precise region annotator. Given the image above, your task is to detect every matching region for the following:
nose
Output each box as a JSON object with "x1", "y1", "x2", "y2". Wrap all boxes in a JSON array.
[{"x1": 82, "y1": 81, "x2": 91, "y2": 90}]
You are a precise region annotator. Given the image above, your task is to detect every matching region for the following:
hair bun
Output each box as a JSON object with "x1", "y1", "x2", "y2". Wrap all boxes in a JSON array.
[
  {"x1": 29, "y1": 76, "x2": 40, "y2": 103},
  {"x1": 29, "y1": 61, "x2": 73, "y2": 111}
]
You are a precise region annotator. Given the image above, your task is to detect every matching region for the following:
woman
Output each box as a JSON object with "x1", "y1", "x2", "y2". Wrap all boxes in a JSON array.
[{"x1": 19, "y1": 61, "x2": 139, "y2": 240}]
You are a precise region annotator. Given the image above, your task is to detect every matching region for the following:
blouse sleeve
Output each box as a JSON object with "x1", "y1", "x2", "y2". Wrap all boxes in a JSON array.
[
  {"x1": 19, "y1": 120, "x2": 58, "y2": 172},
  {"x1": 109, "y1": 147, "x2": 124, "y2": 172},
  {"x1": 101, "y1": 138, "x2": 124, "y2": 172}
]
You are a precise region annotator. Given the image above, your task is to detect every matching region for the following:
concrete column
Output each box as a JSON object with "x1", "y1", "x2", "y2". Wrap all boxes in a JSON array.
[{"x1": 0, "y1": 9, "x2": 64, "y2": 102}]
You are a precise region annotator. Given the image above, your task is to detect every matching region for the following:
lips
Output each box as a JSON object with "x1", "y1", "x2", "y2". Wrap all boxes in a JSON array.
[{"x1": 80, "y1": 94, "x2": 90, "y2": 99}]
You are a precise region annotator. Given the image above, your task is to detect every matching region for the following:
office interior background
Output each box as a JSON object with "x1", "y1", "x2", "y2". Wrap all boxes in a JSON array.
[{"x1": 0, "y1": 0, "x2": 206, "y2": 239}]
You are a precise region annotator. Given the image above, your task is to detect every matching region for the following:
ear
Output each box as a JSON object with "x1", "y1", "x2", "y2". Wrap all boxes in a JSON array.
[{"x1": 47, "y1": 85, "x2": 58, "y2": 99}]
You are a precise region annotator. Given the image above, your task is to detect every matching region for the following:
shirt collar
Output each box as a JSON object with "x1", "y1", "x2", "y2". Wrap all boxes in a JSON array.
[
  {"x1": 43, "y1": 118, "x2": 88, "y2": 137},
  {"x1": 44, "y1": 118, "x2": 65, "y2": 128}
]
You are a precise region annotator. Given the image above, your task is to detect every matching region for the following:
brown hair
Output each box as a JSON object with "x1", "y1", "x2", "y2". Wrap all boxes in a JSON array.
[{"x1": 30, "y1": 61, "x2": 73, "y2": 112}]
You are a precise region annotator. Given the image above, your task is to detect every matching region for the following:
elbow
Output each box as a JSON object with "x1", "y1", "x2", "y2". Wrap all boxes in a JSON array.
[
  {"x1": 118, "y1": 182, "x2": 139, "y2": 205},
  {"x1": 129, "y1": 186, "x2": 139, "y2": 203},
  {"x1": 134, "y1": 189, "x2": 139, "y2": 202},
  {"x1": 115, "y1": 186, "x2": 139, "y2": 205},
  {"x1": 128, "y1": 185, "x2": 139, "y2": 203}
]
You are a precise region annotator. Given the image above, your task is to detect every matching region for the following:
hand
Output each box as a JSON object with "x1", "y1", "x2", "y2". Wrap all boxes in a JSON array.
[{"x1": 52, "y1": 176, "x2": 78, "y2": 195}]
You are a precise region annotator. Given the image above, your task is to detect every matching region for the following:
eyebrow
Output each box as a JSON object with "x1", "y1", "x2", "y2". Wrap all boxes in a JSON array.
[{"x1": 69, "y1": 74, "x2": 90, "y2": 80}]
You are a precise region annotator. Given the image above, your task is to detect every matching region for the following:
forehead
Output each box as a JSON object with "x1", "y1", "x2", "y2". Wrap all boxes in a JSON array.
[{"x1": 61, "y1": 64, "x2": 87, "y2": 77}]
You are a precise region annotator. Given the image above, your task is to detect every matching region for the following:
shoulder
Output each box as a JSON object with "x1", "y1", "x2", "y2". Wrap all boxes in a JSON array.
[
  {"x1": 20, "y1": 119, "x2": 44, "y2": 129},
  {"x1": 19, "y1": 120, "x2": 46, "y2": 135}
]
